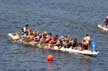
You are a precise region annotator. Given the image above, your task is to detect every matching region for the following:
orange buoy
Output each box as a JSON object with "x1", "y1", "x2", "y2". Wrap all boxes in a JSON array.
[{"x1": 47, "y1": 54, "x2": 54, "y2": 62}]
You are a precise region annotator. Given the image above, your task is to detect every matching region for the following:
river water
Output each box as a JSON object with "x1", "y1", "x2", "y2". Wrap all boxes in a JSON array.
[{"x1": 0, "y1": 0, "x2": 108, "y2": 71}]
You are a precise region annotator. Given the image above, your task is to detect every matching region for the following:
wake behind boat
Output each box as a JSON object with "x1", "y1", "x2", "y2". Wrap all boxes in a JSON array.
[
  {"x1": 8, "y1": 32, "x2": 99, "y2": 56},
  {"x1": 97, "y1": 24, "x2": 108, "y2": 31}
]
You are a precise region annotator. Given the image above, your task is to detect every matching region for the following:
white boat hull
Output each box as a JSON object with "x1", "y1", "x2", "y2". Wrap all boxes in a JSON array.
[
  {"x1": 8, "y1": 33, "x2": 21, "y2": 40},
  {"x1": 97, "y1": 25, "x2": 108, "y2": 31},
  {"x1": 52, "y1": 47, "x2": 99, "y2": 56},
  {"x1": 8, "y1": 33, "x2": 99, "y2": 56}
]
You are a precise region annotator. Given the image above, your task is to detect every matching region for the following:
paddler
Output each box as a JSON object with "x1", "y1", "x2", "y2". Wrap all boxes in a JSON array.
[
  {"x1": 104, "y1": 16, "x2": 108, "y2": 28},
  {"x1": 22, "y1": 24, "x2": 31, "y2": 36},
  {"x1": 81, "y1": 34, "x2": 91, "y2": 50},
  {"x1": 48, "y1": 35, "x2": 58, "y2": 48}
]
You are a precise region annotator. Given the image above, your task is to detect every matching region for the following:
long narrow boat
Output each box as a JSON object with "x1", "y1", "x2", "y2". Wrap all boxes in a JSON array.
[
  {"x1": 8, "y1": 33, "x2": 99, "y2": 56},
  {"x1": 97, "y1": 24, "x2": 108, "y2": 31}
]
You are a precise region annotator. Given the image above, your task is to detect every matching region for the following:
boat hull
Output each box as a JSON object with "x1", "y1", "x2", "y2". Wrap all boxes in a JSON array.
[
  {"x1": 8, "y1": 33, "x2": 99, "y2": 56},
  {"x1": 97, "y1": 25, "x2": 108, "y2": 31},
  {"x1": 8, "y1": 33, "x2": 21, "y2": 40}
]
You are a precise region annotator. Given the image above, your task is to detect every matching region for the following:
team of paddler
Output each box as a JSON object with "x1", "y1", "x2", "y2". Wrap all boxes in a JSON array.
[{"x1": 15, "y1": 24, "x2": 92, "y2": 50}]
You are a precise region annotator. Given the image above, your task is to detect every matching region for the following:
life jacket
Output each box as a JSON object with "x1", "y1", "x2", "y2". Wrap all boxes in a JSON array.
[
  {"x1": 46, "y1": 37, "x2": 52, "y2": 43},
  {"x1": 49, "y1": 38, "x2": 58, "y2": 44},
  {"x1": 33, "y1": 34, "x2": 37, "y2": 41}
]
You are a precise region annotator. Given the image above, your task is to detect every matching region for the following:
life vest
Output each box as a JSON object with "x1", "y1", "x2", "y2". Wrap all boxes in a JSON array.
[
  {"x1": 46, "y1": 37, "x2": 52, "y2": 43},
  {"x1": 33, "y1": 35, "x2": 37, "y2": 41},
  {"x1": 49, "y1": 39, "x2": 58, "y2": 44}
]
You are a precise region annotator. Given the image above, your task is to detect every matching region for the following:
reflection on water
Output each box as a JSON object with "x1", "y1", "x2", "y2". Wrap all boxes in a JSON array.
[
  {"x1": 80, "y1": 55, "x2": 90, "y2": 71},
  {"x1": 48, "y1": 62, "x2": 53, "y2": 71},
  {"x1": 79, "y1": 55, "x2": 98, "y2": 71}
]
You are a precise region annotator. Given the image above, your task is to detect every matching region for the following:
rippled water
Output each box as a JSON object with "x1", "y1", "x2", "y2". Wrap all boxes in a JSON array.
[{"x1": 0, "y1": 0, "x2": 108, "y2": 71}]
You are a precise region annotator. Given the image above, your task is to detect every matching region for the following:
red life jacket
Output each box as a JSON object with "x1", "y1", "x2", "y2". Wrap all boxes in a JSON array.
[
  {"x1": 49, "y1": 39, "x2": 57, "y2": 44},
  {"x1": 46, "y1": 37, "x2": 52, "y2": 43}
]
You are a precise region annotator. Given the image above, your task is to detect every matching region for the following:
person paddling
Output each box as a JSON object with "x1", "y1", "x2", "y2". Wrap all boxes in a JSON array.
[
  {"x1": 104, "y1": 16, "x2": 108, "y2": 28},
  {"x1": 22, "y1": 24, "x2": 31, "y2": 36},
  {"x1": 81, "y1": 34, "x2": 91, "y2": 50}
]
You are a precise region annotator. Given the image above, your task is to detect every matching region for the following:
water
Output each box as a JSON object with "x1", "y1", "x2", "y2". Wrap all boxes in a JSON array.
[{"x1": 0, "y1": 0, "x2": 108, "y2": 71}]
